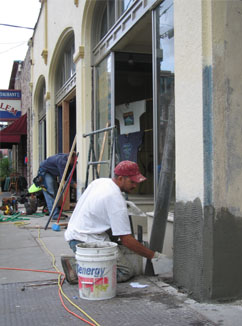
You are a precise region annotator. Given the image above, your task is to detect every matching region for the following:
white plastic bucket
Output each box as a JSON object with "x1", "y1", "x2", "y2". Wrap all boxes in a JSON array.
[{"x1": 75, "y1": 241, "x2": 118, "y2": 300}]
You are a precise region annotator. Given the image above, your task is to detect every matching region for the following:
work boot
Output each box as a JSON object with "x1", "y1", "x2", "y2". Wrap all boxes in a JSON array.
[{"x1": 61, "y1": 255, "x2": 78, "y2": 284}]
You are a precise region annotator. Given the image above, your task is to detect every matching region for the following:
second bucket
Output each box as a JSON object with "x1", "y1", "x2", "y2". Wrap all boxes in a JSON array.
[{"x1": 75, "y1": 241, "x2": 118, "y2": 300}]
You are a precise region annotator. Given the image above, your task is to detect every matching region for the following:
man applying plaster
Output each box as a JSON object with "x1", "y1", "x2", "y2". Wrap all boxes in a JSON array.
[{"x1": 62, "y1": 160, "x2": 163, "y2": 283}]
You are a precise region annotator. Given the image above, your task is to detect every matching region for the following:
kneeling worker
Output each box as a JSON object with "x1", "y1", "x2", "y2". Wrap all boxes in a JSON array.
[{"x1": 63, "y1": 160, "x2": 163, "y2": 283}]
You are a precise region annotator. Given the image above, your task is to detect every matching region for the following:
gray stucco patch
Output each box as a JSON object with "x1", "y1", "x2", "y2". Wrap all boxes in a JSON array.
[
  {"x1": 174, "y1": 198, "x2": 242, "y2": 301},
  {"x1": 213, "y1": 208, "x2": 242, "y2": 300},
  {"x1": 174, "y1": 198, "x2": 206, "y2": 301}
]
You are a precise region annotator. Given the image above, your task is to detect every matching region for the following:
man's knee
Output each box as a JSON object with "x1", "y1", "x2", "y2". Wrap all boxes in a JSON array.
[{"x1": 117, "y1": 245, "x2": 135, "y2": 283}]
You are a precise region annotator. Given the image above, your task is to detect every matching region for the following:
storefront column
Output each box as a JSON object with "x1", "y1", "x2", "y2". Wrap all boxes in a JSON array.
[
  {"x1": 174, "y1": 0, "x2": 242, "y2": 301},
  {"x1": 74, "y1": 46, "x2": 91, "y2": 198},
  {"x1": 45, "y1": 98, "x2": 56, "y2": 156}
]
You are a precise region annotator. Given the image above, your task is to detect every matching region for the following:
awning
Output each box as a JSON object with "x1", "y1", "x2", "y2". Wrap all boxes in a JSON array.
[{"x1": 0, "y1": 113, "x2": 27, "y2": 149}]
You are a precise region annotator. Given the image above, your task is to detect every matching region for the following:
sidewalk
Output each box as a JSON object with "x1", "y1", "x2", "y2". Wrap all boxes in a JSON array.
[{"x1": 1, "y1": 192, "x2": 242, "y2": 326}]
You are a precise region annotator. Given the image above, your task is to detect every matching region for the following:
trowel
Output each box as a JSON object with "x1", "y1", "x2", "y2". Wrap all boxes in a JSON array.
[{"x1": 151, "y1": 254, "x2": 173, "y2": 275}]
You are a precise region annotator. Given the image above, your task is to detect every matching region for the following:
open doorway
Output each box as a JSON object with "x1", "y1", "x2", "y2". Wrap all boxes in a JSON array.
[
  {"x1": 56, "y1": 96, "x2": 77, "y2": 204},
  {"x1": 92, "y1": 2, "x2": 174, "y2": 204},
  {"x1": 115, "y1": 52, "x2": 153, "y2": 196}
]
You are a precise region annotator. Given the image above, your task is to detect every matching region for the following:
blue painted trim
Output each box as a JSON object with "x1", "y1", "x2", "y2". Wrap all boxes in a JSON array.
[{"x1": 203, "y1": 65, "x2": 213, "y2": 206}]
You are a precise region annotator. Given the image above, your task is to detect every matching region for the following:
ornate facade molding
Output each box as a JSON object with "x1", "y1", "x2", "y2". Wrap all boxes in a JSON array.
[
  {"x1": 55, "y1": 73, "x2": 76, "y2": 104},
  {"x1": 44, "y1": 91, "x2": 50, "y2": 101},
  {"x1": 73, "y1": 46, "x2": 85, "y2": 64},
  {"x1": 41, "y1": 49, "x2": 48, "y2": 65}
]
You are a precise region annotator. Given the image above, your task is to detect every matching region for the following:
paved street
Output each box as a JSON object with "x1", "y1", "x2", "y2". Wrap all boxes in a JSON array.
[{"x1": 1, "y1": 192, "x2": 242, "y2": 325}]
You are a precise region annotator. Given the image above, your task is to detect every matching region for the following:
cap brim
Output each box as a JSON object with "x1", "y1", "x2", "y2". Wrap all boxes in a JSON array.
[{"x1": 129, "y1": 174, "x2": 147, "y2": 183}]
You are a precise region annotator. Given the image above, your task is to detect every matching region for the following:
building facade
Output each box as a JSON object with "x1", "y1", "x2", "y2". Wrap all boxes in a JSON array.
[{"x1": 29, "y1": 0, "x2": 242, "y2": 301}]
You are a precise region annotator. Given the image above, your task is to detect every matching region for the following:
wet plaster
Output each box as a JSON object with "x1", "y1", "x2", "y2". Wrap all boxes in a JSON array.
[
  {"x1": 213, "y1": 208, "x2": 242, "y2": 300},
  {"x1": 174, "y1": 198, "x2": 242, "y2": 302},
  {"x1": 174, "y1": 198, "x2": 208, "y2": 301}
]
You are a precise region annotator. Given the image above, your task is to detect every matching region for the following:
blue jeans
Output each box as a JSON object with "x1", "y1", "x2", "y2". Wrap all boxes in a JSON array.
[
  {"x1": 42, "y1": 172, "x2": 59, "y2": 219},
  {"x1": 69, "y1": 239, "x2": 83, "y2": 253}
]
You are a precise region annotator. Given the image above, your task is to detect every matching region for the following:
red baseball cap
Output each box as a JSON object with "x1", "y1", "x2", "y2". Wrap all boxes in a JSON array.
[{"x1": 114, "y1": 161, "x2": 147, "y2": 183}]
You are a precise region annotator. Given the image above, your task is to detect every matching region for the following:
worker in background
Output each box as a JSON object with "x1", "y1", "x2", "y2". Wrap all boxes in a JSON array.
[
  {"x1": 36, "y1": 152, "x2": 77, "y2": 221},
  {"x1": 63, "y1": 160, "x2": 163, "y2": 284}
]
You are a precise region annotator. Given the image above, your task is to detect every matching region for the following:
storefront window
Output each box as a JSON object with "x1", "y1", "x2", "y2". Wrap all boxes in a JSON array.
[
  {"x1": 153, "y1": 0, "x2": 174, "y2": 199},
  {"x1": 95, "y1": 54, "x2": 113, "y2": 177},
  {"x1": 98, "y1": 0, "x2": 135, "y2": 41},
  {"x1": 38, "y1": 80, "x2": 46, "y2": 163}
]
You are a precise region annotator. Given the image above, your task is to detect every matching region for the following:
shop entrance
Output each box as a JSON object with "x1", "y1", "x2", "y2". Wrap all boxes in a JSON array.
[
  {"x1": 93, "y1": 1, "x2": 174, "y2": 202},
  {"x1": 93, "y1": 11, "x2": 154, "y2": 198},
  {"x1": 112, "y1": 9, "x2": 154, "y2": 197},
  {"x1": 56, "y1": 95, "x2": 77, "y2": 206},
  {"x1": 115, "y1": 52, "x2": 153, "y2": 196}
]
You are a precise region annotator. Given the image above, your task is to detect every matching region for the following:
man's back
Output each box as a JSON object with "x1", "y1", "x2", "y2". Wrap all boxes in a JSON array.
[
  {"x1": 39, "y1": 153, "x2": 68, "y2": 177},
  {"x1": 65, "y1": 178, "x2": 131, "y2": 242}
]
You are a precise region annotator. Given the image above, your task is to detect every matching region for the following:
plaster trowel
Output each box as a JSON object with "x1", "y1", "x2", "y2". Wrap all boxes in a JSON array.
[{"x1": 151, "y1": 253, "x2": 173, "y2": 275}]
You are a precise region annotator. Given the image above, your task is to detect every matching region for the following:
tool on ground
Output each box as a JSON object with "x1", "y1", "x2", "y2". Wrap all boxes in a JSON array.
[
  {"x1": 0, "y1": 197, "x2": 18, "y2": 215},
  {"x1": 17, "y1": 185, "x2": 48, "y2": 215}
]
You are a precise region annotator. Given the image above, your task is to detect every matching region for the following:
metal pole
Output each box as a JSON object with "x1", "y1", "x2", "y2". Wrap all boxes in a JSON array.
[{"x1": 83, "y1": 125, "x2": 115, "y2": 137}]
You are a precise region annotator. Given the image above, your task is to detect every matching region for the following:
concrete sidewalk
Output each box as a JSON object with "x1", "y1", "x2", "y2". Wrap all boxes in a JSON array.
[{"x1": 1, "y1": 192, "x2": 242, "y2": 326}]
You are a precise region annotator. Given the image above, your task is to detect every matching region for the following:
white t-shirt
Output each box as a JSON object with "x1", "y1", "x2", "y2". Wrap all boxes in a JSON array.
[
  {"x1": 115, "y1": 100, "x2": 146, "y2": 134},
  {"x1": 64, "y1": 178, "x2": 131, "y2": 242}
]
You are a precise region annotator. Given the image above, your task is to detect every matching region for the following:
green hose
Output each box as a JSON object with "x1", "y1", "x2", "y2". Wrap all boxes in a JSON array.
[{"x1": 0, "y1": 212, "x2": 30, "y2": 222}]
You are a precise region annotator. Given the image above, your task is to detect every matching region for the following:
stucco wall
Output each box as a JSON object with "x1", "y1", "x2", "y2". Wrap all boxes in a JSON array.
[
  {"x1": 213, "y1": 1, "x2": 242, "y2": 215},
  {"x1": 212, "y1": 0, "x2": 242, "y2": 300},
  {"x1": 174, "y1": 0, "x2": 204, "y2": 203}
]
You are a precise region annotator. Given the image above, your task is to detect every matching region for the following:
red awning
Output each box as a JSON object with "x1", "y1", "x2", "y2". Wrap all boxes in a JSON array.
[{"x1": 0, "y1": 113, "x2": 27, "y2": 148}]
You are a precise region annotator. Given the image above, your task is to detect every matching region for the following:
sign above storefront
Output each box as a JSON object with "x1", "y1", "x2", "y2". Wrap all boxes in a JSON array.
[{"x1": 0, "y1": 90, "x2": 21, "y2": 121}]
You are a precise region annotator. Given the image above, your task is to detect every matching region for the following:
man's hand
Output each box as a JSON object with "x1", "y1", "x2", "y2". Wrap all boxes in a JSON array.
[
  {"x1": 119, "y1": 234, "x2": 154, "y2": 259},
  {"x1": 153, "y1": 251, "x2": 166, "y2": 260}
]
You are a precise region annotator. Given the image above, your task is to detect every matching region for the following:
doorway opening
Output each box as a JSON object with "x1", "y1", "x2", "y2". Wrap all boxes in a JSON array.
[{"x1": 115, "y1": 52, "x2": 153, "y2": 196}]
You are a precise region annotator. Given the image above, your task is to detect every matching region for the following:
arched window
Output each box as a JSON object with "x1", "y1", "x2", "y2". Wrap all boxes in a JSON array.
[
  {"x1": 38, "y1": 79, "x2": 46, "y2": 163},
  {"x1": 55, "y1": 34, "x2": 75, "y2": 92}
]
